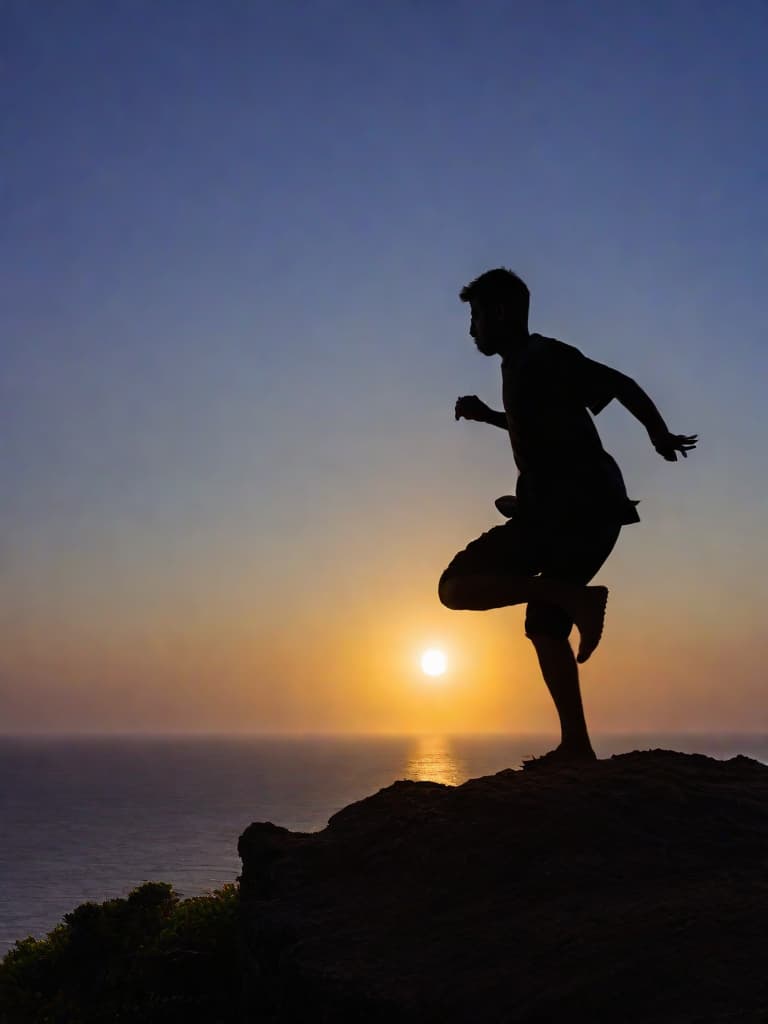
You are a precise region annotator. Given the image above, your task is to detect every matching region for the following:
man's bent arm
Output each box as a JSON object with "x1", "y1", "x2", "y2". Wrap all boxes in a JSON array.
[
  {"x1": 613, "y1": 375, "x2": 669, "y2": 439},
  {"x1": 454, "y1": 395, "x2": 508, "y2": 428},
  {"x1": 613, "y1": 375, "x2": 698, "y2": 461}
]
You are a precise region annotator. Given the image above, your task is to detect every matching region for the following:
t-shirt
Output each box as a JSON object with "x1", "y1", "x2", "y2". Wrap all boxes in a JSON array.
[{"x1": 501, "y1": 333, "x2": 640, "y2": 526}]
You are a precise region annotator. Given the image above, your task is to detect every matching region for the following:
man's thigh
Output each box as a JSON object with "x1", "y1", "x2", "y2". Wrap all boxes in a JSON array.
[
  {"x1": 440, "y1": 520, "x2": 540, "y2": 583},
  {"x1": 525, "y1": 523, "x2": 622, "y2": 639},
  {"x1": 539, "y1": 522, "x2": 622, "y2": 583}
]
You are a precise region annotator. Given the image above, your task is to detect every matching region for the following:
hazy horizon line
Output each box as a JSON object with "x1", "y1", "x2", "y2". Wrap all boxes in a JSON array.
[{"x1": 1, "y1": 729, "x2": 766, "y2": 740}]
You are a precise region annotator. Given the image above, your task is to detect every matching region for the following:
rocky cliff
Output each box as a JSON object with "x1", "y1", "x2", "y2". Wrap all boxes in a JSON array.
[{"x1": 238, "y1": 750, "x2": 768, "y2": 1023}]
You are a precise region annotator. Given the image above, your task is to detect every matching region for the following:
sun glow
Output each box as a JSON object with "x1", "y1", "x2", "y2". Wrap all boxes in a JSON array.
[{"x1": 421, "y1": 648, "x2": 447, "y2": 677}]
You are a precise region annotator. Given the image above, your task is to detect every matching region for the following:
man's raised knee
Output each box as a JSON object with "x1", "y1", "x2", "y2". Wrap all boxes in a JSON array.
[{"x1": 438, "y1": 572, "x2": 465, "y2": 610}]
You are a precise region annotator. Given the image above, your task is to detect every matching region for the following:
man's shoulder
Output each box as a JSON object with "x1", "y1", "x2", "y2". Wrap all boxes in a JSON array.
[
  {"x1": 530, "y1": 333, "x2": 584, "y2": 359},
  {"x1": 528, "y1": 333, "x2": 587, "y2": 371}
]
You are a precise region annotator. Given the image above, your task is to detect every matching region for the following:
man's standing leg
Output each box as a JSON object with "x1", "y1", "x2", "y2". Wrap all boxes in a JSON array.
[
  {"x1": 522, "y1": 522, "x2": 622, "y2": 765},
  {"x1": 527, "y1": 632, "x2": 594, "y2": 761}
]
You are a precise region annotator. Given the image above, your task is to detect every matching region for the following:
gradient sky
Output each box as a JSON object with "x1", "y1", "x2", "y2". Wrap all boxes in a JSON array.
[{"x1": 2, "y1": 1, "x2": 767, "y2": 734}]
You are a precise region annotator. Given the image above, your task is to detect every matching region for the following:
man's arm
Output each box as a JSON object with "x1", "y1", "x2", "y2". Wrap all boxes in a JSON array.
[
  {"x1": 455, "y1": 395, "x2": 507, "y2": 429},
  {"x1": 612, "y1": 374, "x2": 698, "y2": 461}
]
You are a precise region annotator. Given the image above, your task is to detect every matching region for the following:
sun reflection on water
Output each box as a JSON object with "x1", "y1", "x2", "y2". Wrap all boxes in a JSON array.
[{"x1": 405, "y1": 735, "x2": 463, "y2": 786}]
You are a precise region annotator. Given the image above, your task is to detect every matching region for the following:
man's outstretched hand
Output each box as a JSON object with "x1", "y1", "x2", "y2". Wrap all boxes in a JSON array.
[
  {"x1": 455, "y1": 395, "x2": 492, "y2": 422},
  {"x1": 651, "y1": 431, "x2": 698, "y2": 461}
]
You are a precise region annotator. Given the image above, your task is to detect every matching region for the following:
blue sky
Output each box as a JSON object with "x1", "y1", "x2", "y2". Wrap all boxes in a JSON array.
[{"x1": 2, "y1": 1, "x2": 766, "y2": 732}]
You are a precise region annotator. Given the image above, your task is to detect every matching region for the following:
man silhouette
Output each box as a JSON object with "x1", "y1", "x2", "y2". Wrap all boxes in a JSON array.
[{"x1": 438, "y1": 268, "x2": 696, "y2": 767}]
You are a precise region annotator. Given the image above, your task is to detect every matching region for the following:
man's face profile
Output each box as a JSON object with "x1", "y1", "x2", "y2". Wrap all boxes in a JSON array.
[{"x1": 469, "y1": 302, "x2": 503, "y2": 356}]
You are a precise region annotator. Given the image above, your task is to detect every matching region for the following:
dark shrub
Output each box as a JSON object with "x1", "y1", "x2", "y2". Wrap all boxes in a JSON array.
[{"x1": 0, "y1": 882, "x2": 240, "y2": 1023}]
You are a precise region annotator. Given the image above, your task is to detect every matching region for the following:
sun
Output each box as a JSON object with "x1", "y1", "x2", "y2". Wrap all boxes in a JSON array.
[{"x1": 421, "y1": 648, "x2": 447, "y2": 677}]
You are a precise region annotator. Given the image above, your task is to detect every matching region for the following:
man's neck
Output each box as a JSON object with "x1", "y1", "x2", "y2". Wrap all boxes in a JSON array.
[{"x1": 498, "y1": 327, "x2": 531, "y2": 361}]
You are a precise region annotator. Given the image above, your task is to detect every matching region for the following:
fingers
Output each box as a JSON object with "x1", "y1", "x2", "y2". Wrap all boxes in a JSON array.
[
  {"x1": 662, "y1": 433, "x2": 697, "y2": 457},
  {"x1": 660, "y1": 432, "x2": 698, "y2": 461},
  {"x1": 676, "y1": 434, "x2": 698, "y2": 457}
]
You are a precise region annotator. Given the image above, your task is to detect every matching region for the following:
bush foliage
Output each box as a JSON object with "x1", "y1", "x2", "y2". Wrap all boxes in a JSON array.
[{"x1": 0, "y1": 882, "x2": 240, "y2": 1023}]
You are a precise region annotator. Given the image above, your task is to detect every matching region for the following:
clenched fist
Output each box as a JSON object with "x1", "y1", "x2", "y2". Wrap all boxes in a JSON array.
[{"x1": 455, "y1": 395, "x2": 492, "y2": 422}]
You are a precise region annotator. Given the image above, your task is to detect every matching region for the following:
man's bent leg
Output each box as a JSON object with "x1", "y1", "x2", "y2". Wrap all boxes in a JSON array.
[
  {"x1": 528, "y1": 633, "x2": 595, "y2": 759},
  {"x1": 438, "y1": 571, "x2": 594, "y2": 613},
  {"x1": 438, "y1": 572, "x2": 607, "y2": 663}
]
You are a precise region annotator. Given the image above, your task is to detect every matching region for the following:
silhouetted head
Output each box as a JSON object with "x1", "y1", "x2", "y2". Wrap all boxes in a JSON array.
[{"x1": 459, "y1": 268, "x2": 530, "y2": 356}]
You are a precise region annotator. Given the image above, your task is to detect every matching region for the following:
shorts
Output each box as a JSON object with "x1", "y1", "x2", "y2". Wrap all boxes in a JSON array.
[{"x1": 439, "y1": 517, "x2": 621, "y2": 638}]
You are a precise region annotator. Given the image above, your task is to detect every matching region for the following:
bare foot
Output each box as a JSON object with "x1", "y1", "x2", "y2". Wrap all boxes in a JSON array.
[
  {"x1": 522, "y1": 744, "x2": 597, "y2": 771},
  {"x1": 573, "y1": 585, "x2": 608, "y2": 664}
]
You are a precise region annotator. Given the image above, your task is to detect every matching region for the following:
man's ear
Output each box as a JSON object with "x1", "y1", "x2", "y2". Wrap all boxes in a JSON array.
[{"x1": 492, "y1": 302, "x2": 507, "y2": 322}]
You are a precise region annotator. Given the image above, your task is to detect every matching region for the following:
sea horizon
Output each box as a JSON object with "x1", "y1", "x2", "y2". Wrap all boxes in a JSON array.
[{"x1": 2, "y1": 728, "x2": 767, "y2": 739}]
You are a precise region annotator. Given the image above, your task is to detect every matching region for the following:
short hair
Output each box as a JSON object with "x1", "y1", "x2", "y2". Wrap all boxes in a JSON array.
[{"x1": 459, "y1": 268, "x2": 530, "y2": 323}]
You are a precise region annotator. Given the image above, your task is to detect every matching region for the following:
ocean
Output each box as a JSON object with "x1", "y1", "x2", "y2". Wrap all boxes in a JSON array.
[{"x1": 1, "y1": 732, "x2": 766, "y2": 956}]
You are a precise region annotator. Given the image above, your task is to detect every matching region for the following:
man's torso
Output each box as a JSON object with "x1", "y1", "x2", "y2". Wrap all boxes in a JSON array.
[{"x1": 501, "y1": 333, "x2": 640, "y2": 526}]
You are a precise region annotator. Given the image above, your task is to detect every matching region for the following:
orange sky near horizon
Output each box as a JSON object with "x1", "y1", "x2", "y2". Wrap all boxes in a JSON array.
[{"x1": 3, "y1": 476, "x2": 766, "y2": 736}]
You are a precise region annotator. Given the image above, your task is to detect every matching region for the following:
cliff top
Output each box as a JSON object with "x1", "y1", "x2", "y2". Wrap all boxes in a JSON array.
[{"x1": 239, "y1": 749, "x2": 768, "y2": 1022}]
